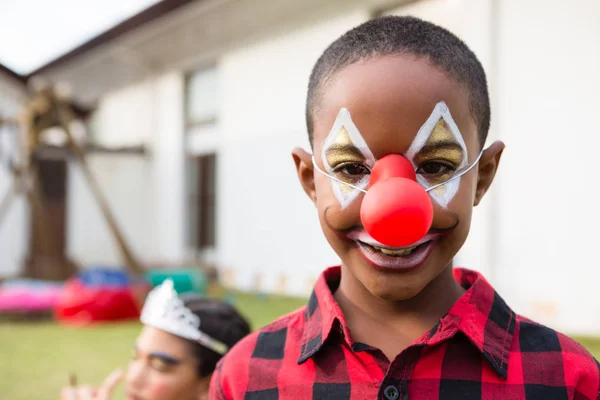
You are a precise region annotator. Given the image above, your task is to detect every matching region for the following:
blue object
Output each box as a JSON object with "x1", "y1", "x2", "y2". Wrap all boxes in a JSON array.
[{"x1": 77, "y1": 266, "x2": 133, "y2": 287}]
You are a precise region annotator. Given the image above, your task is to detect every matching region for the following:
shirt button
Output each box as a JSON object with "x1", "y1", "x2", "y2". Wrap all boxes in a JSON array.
[{"x1": 383, "y1": 385, "x2": 400, "y2": 400}]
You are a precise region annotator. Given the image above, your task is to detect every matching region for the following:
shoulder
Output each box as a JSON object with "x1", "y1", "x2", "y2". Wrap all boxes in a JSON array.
[
  {"x1": 223, "y1": 305, "x2": 307, "y2": 366},
  {"x1": 210, "y1": 306, "x2": 307, "y2": 399},
  {"x1": 515, "y1": 315, "x2": 600, "y2": 399}
]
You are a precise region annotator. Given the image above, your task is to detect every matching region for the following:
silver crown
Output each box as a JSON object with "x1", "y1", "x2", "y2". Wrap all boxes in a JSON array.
[{"x1": 140, "y1": 279, "x2": 228, "y2": 355}]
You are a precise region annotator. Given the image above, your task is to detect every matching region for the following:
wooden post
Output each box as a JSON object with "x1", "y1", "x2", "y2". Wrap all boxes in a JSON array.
[{"x1": 27, "y1": 161, "x2": 60, "y2": 258}]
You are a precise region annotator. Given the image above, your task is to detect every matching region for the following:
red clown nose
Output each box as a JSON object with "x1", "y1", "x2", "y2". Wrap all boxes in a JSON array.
[{"x1": 360, "y1": 154, "x2": 434, "y2": 247}]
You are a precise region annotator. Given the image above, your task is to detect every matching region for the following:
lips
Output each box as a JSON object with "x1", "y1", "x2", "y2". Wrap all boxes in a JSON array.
[
  {"x1": 347, "y1": 230, "x2": 439, "y2": 271},
  {"x1": 347, "y1": 230, "x2": 439, "y2": 249}
]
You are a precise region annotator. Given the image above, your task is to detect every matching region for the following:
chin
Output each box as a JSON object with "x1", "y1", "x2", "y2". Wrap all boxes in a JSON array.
[{"x1": 365, "y1": 271, "x2": 429, "y2": 301}]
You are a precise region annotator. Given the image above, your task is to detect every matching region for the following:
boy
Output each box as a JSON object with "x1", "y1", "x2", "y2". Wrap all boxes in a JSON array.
[{"x1": 210, "y1": 16, "x2": 600, "y2": 400}]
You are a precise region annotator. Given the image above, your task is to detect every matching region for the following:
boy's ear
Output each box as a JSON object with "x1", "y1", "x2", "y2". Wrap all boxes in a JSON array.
[
  {"x1": 292, "y1": 147, "x2": 318, "y2": 205},
  {"x1": 474, "y1": 140, "x2": 505, "y2": 206}
]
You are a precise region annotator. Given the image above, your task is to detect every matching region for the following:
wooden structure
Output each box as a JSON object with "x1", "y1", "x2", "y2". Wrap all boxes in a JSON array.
[{"x1": 0, "y1": 82, "x2": 143, "y2": 280}]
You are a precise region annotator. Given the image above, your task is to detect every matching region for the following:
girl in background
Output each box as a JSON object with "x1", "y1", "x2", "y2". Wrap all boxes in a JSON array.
[{"x1": 61, "y1": 279, "x2": 250, "y2": 400}]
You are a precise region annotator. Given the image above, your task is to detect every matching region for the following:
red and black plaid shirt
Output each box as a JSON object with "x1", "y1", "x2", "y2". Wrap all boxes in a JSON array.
[{"x1": 210, "y1": 267, "x2": 600, "y2": 399}]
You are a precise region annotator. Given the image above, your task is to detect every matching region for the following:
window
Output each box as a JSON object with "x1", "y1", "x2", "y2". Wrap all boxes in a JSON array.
[
  {"x1": 185, "y1": 65, "x2": 220, "y2": 255},
  {"x1": 186, "y1": 153, "x2": 217, "y2": 251},
  {"x1": 186, "y1": 66, "x2": 220, "y2": 127}
]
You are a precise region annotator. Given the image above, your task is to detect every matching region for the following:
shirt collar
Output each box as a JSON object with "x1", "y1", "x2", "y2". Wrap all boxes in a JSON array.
[
  {"x1": 298, "y1": 266, "x2": 345, "y2": 363},
  {"x1": 446, "y1": 268, "x2": 515, "y2": 379},
  {"x1": 297, "y1": 266, "x2": 515, "y2": 380}
]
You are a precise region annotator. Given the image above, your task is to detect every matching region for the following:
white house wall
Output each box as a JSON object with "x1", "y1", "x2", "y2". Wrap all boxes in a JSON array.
[
  {"x1": 0, "y1": 157, "x2": 26, "y2": 277},
  {"x1": 0, "y1": 77, "x2": 27, "y2": 277},
  {"x1": 152, "y1": 72, "x2": 186, "y2": 263},
  {"x1": 92, "y1": 80, "x2": 156, "y2": 148},
  {"x1": 67, "y1": 153, "x2": 157, "y2": 266},
  {"x1": 67, "y1": 73, "x2": 186, "y2": 268},
  {"x1": 68, "y1": 81, "x2": 154, "y2": 267},
  {"x1": 494, "y1": 0, "x2": 600, "y2": 335},
  {"x1": 215, "y1": 11, "x2": 370, "y2": 296}
]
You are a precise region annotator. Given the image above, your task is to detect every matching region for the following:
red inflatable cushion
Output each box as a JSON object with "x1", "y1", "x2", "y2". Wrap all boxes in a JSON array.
[{"x1": 54, "y1": 279, "x2": 145, "y2": 325}]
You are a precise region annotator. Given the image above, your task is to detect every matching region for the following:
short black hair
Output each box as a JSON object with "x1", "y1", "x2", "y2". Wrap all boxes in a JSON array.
[
  {"x1": 306, "y1": 15, "x2": 490, "y2": 147},
  {"x1": 182, "y1": 295, "x2": 251, "y2": 377}
]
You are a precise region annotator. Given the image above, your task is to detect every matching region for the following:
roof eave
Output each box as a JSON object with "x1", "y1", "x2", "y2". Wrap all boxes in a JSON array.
[{"x1": 27, "y1": 0, "x2": 199, "y2": 77}]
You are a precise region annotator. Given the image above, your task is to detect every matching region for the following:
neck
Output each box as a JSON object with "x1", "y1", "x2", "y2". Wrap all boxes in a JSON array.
[{"x1": 334, "y1": 263, "x2": 464, "y2": 357}]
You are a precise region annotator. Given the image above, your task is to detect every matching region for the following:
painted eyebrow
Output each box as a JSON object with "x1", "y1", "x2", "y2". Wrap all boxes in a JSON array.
[
  {"x1": 417, "y1": 140, "x2": 464, "y2": 154},
  {"x1": 133, "y1": 344, "x2": 182, "y2": 365},
  {"x1": 324, "y1": 143, "x2": 366, "y2": 159},
  {"x1": 148, "y1": 352, "x2": 182, "y2": 365}
]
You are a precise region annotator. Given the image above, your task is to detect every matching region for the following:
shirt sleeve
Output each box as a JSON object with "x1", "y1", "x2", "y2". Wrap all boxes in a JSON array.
[
  {"x1": 209, "y1": 359, "x2": 230, "y2": 400},
  {"x1": 596, "y1": 359, "x2": 600, "y2": 400},
  {"x1": 574, "y1": 356, "x2": 600, "y2": 400}
]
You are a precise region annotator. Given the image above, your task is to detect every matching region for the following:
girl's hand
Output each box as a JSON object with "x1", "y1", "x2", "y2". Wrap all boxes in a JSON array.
[{"x1": 60, "y1": 369, "x2": 123, "y2": 400}]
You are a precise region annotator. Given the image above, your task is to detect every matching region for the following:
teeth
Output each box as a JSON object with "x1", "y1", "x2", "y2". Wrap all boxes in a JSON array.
[{"x1": 373, "y1": 245, "x2": 417, "y2": 256}]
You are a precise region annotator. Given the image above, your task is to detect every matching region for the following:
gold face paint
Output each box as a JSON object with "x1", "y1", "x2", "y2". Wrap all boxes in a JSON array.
[
  {"x1": 325, "y1": 127, "x2": 368, "y2": 193},
  {"x1": 414, "y1": 119, "x2": 464, "y2": 165},
  {"x1": 319, "y1": 103, "x2": 470, "y2": 210},
  {"x1": 404, "y1": 101, "x2": 469, "y2": 208},
  {"x1": 324, "y1": 127, "x2": 365, "y2": 166},
  {"x1": 321, "y1": 108, "x2": 375, "y2": 209},
  {"x1": 413, "y1": 119, "x2": 466, "y2": 186}
]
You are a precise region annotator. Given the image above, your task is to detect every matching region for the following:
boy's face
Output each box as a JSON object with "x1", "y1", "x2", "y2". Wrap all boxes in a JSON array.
[{"x1": 294, "y1": 56, "x2": 504, "y2": 301}]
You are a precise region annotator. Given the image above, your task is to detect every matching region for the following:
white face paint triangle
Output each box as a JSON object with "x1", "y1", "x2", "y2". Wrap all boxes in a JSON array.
[
  {"x1": 405, "y1": 101, "x2": 469, "y2": 208},
  {"x1": 318, "y1": 102, "x2": 472, "y2": 210},
  {"x1": 321, "y1": 108, "x2": 375, "y2": 209}
]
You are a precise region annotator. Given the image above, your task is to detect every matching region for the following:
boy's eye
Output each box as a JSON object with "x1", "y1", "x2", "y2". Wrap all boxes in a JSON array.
[
  {"x1": 417, "y1": 162, "x2": 455, "y2": 175},
  {"x1": 333, "y1": 163, "x2": 370, "y2": 176}
]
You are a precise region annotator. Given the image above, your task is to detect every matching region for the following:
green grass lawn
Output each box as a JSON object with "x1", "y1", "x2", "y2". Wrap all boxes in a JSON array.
[
  {"x1": 0, "y1": 290, "x2": 307, "y2": 400},
  {"x1": 573, "y1": 336, "x2": 600, "y2": 361},
  {"x1": 1, "y1": 289, "x2": 599, "y2": 400}
]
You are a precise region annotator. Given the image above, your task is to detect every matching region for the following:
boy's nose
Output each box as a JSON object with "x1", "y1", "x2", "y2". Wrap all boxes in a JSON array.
[
  {"x1": 361, "y1": 154, "x2": 433, "y2": 247},
  {"x1": 368, "y1": 153, "x2": 415, "y2": 188}
]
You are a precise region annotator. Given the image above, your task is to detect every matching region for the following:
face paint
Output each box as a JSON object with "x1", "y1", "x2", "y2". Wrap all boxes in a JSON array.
[
  {"x1": 321, "y1": 108, "x2": 375, "y2": 209},
  {"x1": 316, "y1": 103, "x2": 479, "y2": 211},
  {"x1": 405, "y1": 101, "x2": 469, "y2": 208}
]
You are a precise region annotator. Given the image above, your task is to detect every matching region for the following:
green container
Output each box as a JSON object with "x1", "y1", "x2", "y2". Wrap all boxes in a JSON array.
[{"x1": 146, "y1": 268, "x2": 208, "y2": 295}]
